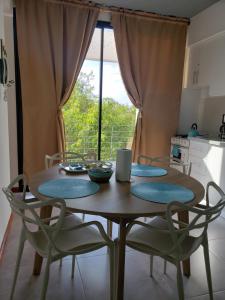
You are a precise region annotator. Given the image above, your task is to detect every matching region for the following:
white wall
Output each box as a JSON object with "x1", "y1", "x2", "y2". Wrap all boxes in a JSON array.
[
  {"x1": 0, "y1": 0, "x2": 14, "y2": 247},
  {"x1": 188, "y1": 0, "x2": 225, "y2": 45},
  {"x1": 178, "y1": 88, "x2": 201, "y2": 135},
  {"x1": 4, "y1": 11, "x2": 18, "y2": 180},
  {"x1": 199, "y1": 96, "x2": 225, "y2": 137}
]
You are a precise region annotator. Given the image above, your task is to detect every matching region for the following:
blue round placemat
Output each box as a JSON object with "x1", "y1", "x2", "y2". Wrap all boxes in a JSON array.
[
  {"x1": 131, "y1": 182, "x2": 194, "y2": 204},
  {"x1": 38, "y1": 178, "x2": 100, "y2": 199},
  {"x1": 131, "y1": 164, "x2": 167, "y2": 177}
]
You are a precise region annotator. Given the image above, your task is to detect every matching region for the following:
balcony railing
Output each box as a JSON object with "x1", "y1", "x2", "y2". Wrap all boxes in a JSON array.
[{"x1": 65, "y1": 125, "x2": 135, "y2": 160}]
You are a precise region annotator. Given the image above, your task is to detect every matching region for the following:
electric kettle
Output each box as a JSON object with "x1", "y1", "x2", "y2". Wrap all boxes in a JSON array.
[{"x1": 188, "y1": 123, "x2": 199, "y2": 137}]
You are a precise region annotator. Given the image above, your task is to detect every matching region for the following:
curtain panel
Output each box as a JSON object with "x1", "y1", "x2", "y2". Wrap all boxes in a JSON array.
[
  {"x1": 111, "y1": 14, "x2": 187, "y2": 161},
  {"x1": 16, "y1": 0, "x2": 99, "y2": 176}
]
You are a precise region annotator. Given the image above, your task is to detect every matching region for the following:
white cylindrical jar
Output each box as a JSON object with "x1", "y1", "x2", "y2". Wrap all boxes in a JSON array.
[{"x1": 116, "y1": 149, "x2": 132, "y2": 182}]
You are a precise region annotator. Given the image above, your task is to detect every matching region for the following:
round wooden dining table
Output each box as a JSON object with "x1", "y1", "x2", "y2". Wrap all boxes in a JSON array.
[{"x1": 29, "y1": 164, "x2": 205, "y2": 300}]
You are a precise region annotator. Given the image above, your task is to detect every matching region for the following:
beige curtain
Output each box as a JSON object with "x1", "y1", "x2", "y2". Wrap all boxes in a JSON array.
[
  {"x1": 16, "y1": 0, "x2": 99, "y2": 176},
  {"x1": 112, "y1": 14, "x2": 187, "y2": 161}
]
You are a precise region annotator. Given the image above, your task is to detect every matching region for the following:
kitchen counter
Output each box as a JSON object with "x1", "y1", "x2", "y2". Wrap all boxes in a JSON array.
[{"x1": 188, "y1": 136, "x2": 225, "y2": 147}]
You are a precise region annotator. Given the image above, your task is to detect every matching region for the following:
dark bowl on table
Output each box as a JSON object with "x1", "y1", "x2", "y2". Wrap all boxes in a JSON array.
[{"x1": 88, "y1": 168, "x2": 113, "y2": 183}]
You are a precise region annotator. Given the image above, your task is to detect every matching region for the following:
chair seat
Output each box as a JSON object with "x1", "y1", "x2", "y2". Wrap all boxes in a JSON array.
[
  {"x1": 127, "y1": 217, "x2": 201, "y2": 261},
  {"x1": 29, "y1": 215, "x2": 106, "y2": 259}
]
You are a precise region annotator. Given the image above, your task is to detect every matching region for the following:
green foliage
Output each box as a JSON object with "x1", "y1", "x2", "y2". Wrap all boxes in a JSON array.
[{"x1": 63, "y1": 72, "x2": 136, "y2": 160}]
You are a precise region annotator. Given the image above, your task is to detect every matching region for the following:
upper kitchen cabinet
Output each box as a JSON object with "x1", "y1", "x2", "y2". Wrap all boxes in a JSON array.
[
  {"x1": 186, "y1": 0, "x2": 225, "y2": 97},
  {"x1": 187, "y1": 35, "x2": 225, "y2": 96},
  {"x1": 187, "y1": 45, "x2": 201, "y2": 88},
  {"x1": 200, "y1": 35, "x2": 225, "y2": 96}
]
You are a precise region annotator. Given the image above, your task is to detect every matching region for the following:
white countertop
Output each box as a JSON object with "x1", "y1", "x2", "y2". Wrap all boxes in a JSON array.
[{"x1": 188, "y1": 136, "x2": 225, "y2": 147}]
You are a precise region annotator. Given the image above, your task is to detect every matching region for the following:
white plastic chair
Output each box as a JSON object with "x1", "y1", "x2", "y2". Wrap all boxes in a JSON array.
[
  {"x1": 125, "y1": 181, "x2": 225, "y2": 300},
  {"x1": 45, "y1": 151, "x2": 85, "y2": 169},
  {"x1": 137, "y1": 155, "x2": 192, "y2": 274},
  {"x1": 2, "y1": 174, "x2": 115, "y2": 300},
  {"x1": 45, "y1": 152, "x2": 87, "y2": 269},
  {"x1": 138, "y1": 155, "x2": 192, "y2": 176},
  {"x1": 46, "y1": 152, "x2": 113, "y2": 239}
]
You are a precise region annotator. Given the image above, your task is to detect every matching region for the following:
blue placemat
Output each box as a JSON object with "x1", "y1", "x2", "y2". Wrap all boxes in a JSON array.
[
  {"x1": 131, "y1": 182, "x2": 194, "y2": 204},
  {"x1": 131, "y1": 164, "x2": 167, "y2": 177},
  {"x1": 38, "y1": 178, "x2": 100, "y2": 199}
]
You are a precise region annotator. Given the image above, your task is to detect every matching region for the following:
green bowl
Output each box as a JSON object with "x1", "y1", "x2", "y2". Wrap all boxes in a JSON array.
[{"x1": 88, "y1": 168, "x2": 113, "y2": 183}]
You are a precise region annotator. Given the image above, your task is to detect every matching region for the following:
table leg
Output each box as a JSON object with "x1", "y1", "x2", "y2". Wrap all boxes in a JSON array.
[
  {"x1": 116, "y1": 219, "x2": 127, "y2": 300},
  {"x1": 32, "y1": 205, "x2": 53, "y2": 275},
  {"x1": 178, "y1": 210, "x2": 190, "y2": 277}
]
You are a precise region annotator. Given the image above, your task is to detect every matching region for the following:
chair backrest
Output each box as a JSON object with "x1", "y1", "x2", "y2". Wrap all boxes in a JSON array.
[
  {"x1": 165, "y1": 181, "x2": 225, "y2": 258},
  {"x1": 137, "y1": 155, "x2": 192, "y2": 175},
  {"x1": 45, "y1": 152, "x2": 85, "y2": 169},
  {"x1": 170, "y1": 160, "x2": 192, "y2": 176},
  {"x1": 84, "y1": 151, "x2": 97, "y2": 161},
  {"x1": 6, "y1": 174, "x2": 27, "y2": 200},
  {"x1": 137, "y1": 155, "x2": 156, "y2": 165},
  {"x1": 2, "y1": 175, "x2": 66, "y2": 254}
]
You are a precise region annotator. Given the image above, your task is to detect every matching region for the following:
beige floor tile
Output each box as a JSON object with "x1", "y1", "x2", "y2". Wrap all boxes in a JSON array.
[{"x1": 2, "y1": 214, "x2": 225, "y2": 300}]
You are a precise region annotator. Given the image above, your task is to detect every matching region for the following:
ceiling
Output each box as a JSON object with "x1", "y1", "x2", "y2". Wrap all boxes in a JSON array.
[{"x1": 92, "y1": 0, "x2": 219, "y2": 18}]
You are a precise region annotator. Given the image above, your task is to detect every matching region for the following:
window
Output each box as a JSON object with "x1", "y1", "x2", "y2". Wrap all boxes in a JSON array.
[{"x1": 63, "y1": 22, "x2": 136, "y2": 160}]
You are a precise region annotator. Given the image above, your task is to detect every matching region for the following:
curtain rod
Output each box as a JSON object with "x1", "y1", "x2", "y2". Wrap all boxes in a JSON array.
[
  {"x1": 45, "y1": 0, "x2": 100, "y2": 10},
  {"x1": 106, "y1": 7, "x2": 190, "y2": 25},
  {"x1": 45, "y1": 0, "x2": 190, "y2": 25}
]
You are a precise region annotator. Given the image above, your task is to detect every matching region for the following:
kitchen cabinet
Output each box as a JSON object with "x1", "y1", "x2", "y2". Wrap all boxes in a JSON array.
[
  {"x1": 187, "y1": 45, "x2": 201, "y2": 88},
  {"x1": 189, "y1": 138, "x2": 225, "y2": 217},
  {"x1": 187, "y1": 33, "x2": 225, "y2": 96}
]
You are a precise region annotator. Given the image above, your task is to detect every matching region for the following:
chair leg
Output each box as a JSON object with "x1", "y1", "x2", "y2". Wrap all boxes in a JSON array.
[
  {"x1": 176, "y1": 261, "x2": 184, "y2": 300},
  {"x1": 114, "y1": 239, "x2": 119, "y2": 298},
  {"x1": 164, "y1": 260, "x2": 167, "y2": 274},
  {"x1": 10, "y1": 230, "x2": 25, "y2": 300},
  {"x1": 59, "y1": 258, "x2": 62, "y2": 268},
  {"x1": 107, "y1": 220, "x2": 113, "y2": 238},
  {"x1": 40, "y1": 255, "x2": 51, "y2": 300},
  {"x1": 109, "y1": 245, "x2": 115, "y2": 300},
  {"x1": 203, "y1": 239, "x2": 214, "y2": 300},
  {"x1": 82, "y1": 213, "x2": 85, "y2": 221},
  {"x1": 150, "y1": 255, "x2": 154, "y2": 277},
  {"x1": 71, "y1": 255, "x2": 76, "y2": 279}
]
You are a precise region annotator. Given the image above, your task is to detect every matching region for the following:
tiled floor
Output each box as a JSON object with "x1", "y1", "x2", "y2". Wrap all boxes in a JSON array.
[{"x1": 1, "y1": 213, "x2": 225, "y2": 300}]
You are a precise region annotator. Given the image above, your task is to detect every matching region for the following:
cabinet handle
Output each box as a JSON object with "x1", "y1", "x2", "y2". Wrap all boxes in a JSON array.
[
  {"x1": 196, "y1": 70, "x2": 199, "y2": 84},
  {"x1": 193, "y1": 71, "x2": 196, "y2": 85}
]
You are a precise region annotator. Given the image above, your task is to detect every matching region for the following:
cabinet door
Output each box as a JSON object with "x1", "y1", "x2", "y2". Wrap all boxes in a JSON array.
[
  {"x1": 199, "y1": 35, "x2": 225, "y2": 96},
  {"x1": 187, "y1": 45, "x2": 201, "y2": 88},
  {"x1": 189, "y1": 142, "x2": 225, "y2": 216},
  {"x1": 204, "y1": 145, "x2": 225, "y2": 186}
]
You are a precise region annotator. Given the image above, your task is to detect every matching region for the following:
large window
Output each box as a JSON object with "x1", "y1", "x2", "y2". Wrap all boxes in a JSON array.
[{"x1": 63, "y1": 22, "x2": 136, "y2": 160}]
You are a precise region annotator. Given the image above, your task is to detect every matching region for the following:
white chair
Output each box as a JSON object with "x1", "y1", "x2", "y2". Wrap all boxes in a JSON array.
[
  {"x1": 45, "y1": 152, "x2": 87, "y2": 269},
  {"x1": 45, "y1": 151, "x2": 86, "y2": 217},
  {"x1": 138, "y1": 155, "x2": 192, "y2": 176},
  {"x1": 11, "y1": 173, "x2": 38, "y2": 204},
  {"x1": 125, "y1": 181, "x2": 225, "y2": 300},
  {"x1": 45, "y1": 152, "x2": 113, "y2": 236},
  {"x1": 137, "y1": 154, "x2": 191, "y2": 275},
  {"x1": 3, "y1": 174, "x2": 115, "y2": 300},
  {"x1": 45, "y1": 152, "x2": 113, "y2": 268},
  {"x1": 45, "y1": 151, "x2": 85, "y2": 169}
]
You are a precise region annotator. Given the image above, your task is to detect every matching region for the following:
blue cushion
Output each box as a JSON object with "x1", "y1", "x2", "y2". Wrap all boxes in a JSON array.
[
  {"x1": 131, "y1": 182, "x2": 194, "y2": 204},
  {"x1": 38, "y1": 178, "x2": 99, "y2": 199}
]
